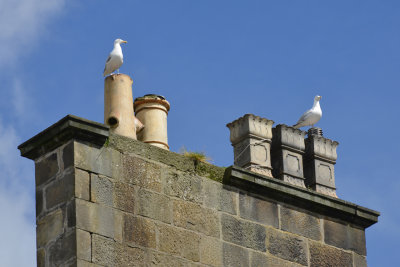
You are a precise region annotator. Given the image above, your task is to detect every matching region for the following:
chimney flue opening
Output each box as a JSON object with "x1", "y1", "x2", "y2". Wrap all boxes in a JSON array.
[{"x1": 107, "y1": 116, "x2": 119, "y2": 128}]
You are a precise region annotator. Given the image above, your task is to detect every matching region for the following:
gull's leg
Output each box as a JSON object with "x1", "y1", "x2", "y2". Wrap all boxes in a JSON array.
[{"x1": 117, "y1": 69, "x2": 120, "y2": 74}]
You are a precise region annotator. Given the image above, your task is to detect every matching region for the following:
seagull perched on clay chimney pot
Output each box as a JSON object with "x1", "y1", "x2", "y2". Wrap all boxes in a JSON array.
[
  {"x1": 293, "y1": 95, "x2": 322, "y2": 129},
  {"x1": 103, "y1": 38, "x2": 127, "y2": 76}
]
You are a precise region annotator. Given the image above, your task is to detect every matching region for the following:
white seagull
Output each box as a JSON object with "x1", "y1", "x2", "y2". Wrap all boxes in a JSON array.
[
  {"x1": 293, "y1": 95, "x2": 322, "y2": 129},
  {"x1": 103, "y1": 38, "x2": 127, "y2": 77}
]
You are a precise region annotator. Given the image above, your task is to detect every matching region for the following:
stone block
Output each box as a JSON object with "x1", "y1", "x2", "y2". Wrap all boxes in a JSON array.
[
  {"x1": 280, "y1": 206, "x2": 321, "y2": 241},
  {"x1": 271, "y1": 125, "x2": 306, "y2": 187},
  {"x1": 74, "y1": 141, "x2": 121, "y2": 178},
  {"x1": 203, "y1": 179, "x2": 237, "y2": 215},
  {"x1": 200, "y1": 236, "x2": 222, "y2": 267},
  {"x1": 77, "y1": 229, "x2": 91, "y2": 261},
  {"x1": 48, "y1": 231, "x2": 76, "y2": 267},
  {"x1": 353, "y1": 253, "x2": 367, "y2": 267},
  {"x1": 36, "y1": 189, "x2": 44, "y2": 217},
  {"x1": 304, "y1": 135, "x2": 339, "y2": 197},
  {"x1": 221, "y1": 213, "x2": 266, "y2": 252},
  {"x1": 250, "y1": 252, "x2": 304, "y2": 267},
  {"x1": 75, "y1": 168, "x2": 90, "y2": 200},
  {"x1": 92, "y1": 234, "x2": 146, "y2": 267},
  {"x1": 91, "y1": 174, "x2": 114, "y2": 206},
  {"x1": 239, "y1": 193, "x2": 278, "y2": 227},
  {"x1": 267, "y1": 229, "x2": 308, "y2": 266},
  {"x1": 323, "y1": 219, "x2": 366, "y2": 255},
  {"x1": 123, "y1": 214, "x2": 156, "y2": 248},
  {"x1": 114, "y1": 182, "x2": 136, "y2": 213},
  {"x1": 37, "y1": 248, "x2": 45, "y2": 267},
  {"x1": 222, "y1": 242, "x2": 249, "y2": 267},
  {"x1": 173, "y1": 200, "x2": 220, "y2": 237},
  {"x1": 122, "y1": 155, "x2": 162, "y2": 192},
  {"x1": 37, "y1": 208, "x2": 64, "y2": 247},
  {"x1": 158, "y1": 223, "x2": 200, "y2": 262},
  {"x1": 137, "y1": 189, "x2": 172, "y2": 223},
  {"x1": 227, "y1": 114, "x2": 274, "y2": 177},
  {"x1": 35, "y1": 152, "x2": 59, "y2": 186},
  {"x1": 77, "y1": 259, "x2": 100, "y2": 267},
  {"x1": 45, "y1": 171, "x2": 74, "y2": 210},
  {"x1": 164, "y1": 171, "x2": 203, "y2": 204},
  {"x1": 309, "y1": 241, "x2": 352, "y2": 267},
  {"x1": 75, "y1": 199, "x2": 122, "y2": 240},
  {"x1": 147, "y1": 250, "x2": 187, "y2": 267},
  {"x1": 63, "y1": 141, "x2": 74, "y2": 169}
]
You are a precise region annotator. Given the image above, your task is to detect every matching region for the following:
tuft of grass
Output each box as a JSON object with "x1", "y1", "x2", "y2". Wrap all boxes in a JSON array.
[{"x1": 179, "y1": 147, "x2": 211, "y2": 163}]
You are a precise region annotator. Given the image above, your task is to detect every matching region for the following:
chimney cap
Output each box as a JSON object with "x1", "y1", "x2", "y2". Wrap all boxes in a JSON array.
[{"x1": 134, "y1": 94, "x2": 170, "y2": 111}]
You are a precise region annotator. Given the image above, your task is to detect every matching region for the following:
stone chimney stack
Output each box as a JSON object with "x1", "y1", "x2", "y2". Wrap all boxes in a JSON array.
[
  {"x1": 304, "y1": 129, "x2": 339, "y2": 197},
  {"x1": 18, "y1": 115, "x2": 378, "y2": 267},
  {"x1": 271, "y1": 124, "x2": 307, "y2": 187},
  {"x1": 104, "y1": 74, "x2": 137, "y2": 139},
  {"x1": 134, "y1": 94, "x2": 170, "y2": 150},
  {"x1": 227, "y1": 114, "x2": 340, "y2": 197},
  {"x1": 226, "y1": 114, "x2": 274, "y2": 176}
]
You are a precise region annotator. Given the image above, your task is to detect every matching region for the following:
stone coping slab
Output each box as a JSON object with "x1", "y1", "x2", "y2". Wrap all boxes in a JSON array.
[
  {"x1": 18, "y1": 115, "x2": 109, "y2": 160},
  {"x1": 224, "y1": 165, "x2": 379, "y2": 228}
]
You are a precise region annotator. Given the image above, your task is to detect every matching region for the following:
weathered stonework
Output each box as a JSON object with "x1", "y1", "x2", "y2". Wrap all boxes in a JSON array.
[
  {"x1": 18, "y1": 115, "x2": 379, "y2": 267},
  {"x1": 271, "y1": 124, "x2": 307, "y2": 187},
  {"x1": 305, "y1": 133, "x2": 339, "y2": 197},
  {"x1": 227, "y1": 114, "x2": 274, "y2": 176}
]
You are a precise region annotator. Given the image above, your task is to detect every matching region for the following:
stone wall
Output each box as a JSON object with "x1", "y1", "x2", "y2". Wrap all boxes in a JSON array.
[{"x1": 19, "y1": 115, "x2": 379, "y2": 267}]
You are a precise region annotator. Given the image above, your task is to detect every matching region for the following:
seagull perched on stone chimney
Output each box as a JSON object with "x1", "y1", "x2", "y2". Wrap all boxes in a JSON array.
[
  {"x1": 293, "y1": 95, "x2": 322, "y2": 129},
  {"x1": 103, "y1": 38, "x2": 127, "y2": 77}
]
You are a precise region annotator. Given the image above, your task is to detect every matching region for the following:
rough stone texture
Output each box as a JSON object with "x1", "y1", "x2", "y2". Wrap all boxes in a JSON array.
[
  {"x1": 48, "y1": 231, "x2": 76, "y2": 267},
  {"x1": 75, "y1": 168, "x2": 90, "y2": 200},
  {"x1": 309, "y1": 241, "x2": 352, "y2": 267},
  {"x1": 200, "y1": 236, "x2": 222, "y2": 267},
  {"x1": 92, "y1": 234, "x2": 146, "y2": 267},
  {"x1": 122, "y1": 155, "x2": 162, "y2": 192},
  {"x1": 37, "y1": 208, "x2": 64, "y2": 247},
  {"x1": 77, "y1": 229, "x2": 91, "y2": 262},
  {"x1": 36, "y1": 189, "x2": 44, "y2": 217},
  {"x1": 45, "y1": 171, "x2": 74, "y2": 210},
  {"x1": 137, "y1": 189, "x2": 172, "y2": 223},
  {"x1": 164, "y1": 171, "x2": 203, "y2": 203},
  {"x1": 173, "y1": 200, "x2": 220, "y2": 238},
  {"x1": 353, "y1": 253, "x2": 367, "y2": 267},
  {"x1": 280, "y1": 206, "x2": 321, "y2": 241},
  {"x1": 62, "y1": 141, "x2": 74, "y2": 169},
  {"x1": 74, "y1": 141, "x2": 120, "y2": 178},
  {"x1": 75, "y1": 199, "x2": 122, "y2": 240},
  {"x1": 35, "y1": 152, "x2": 59, "y2": 186},
  {"x1": 114, "y1": 182, "x2": 136, "y2": 213},
  {"x1": 203, "y1": 179, "x2": 237, "y2": 215},
  {"x1": 250, "y1": 252, "x2": 304, "y2": 267},
  {"x1": 222, "y1": 242, "x2": 249, "y2": 267},
  {"x1": 123, "y1": 214, "x2": 156, "y2": 248},
  {"x1": 158, "y1": 223, "x2": 200, "y2": 262},
  {"x1": 37, "y1": 248, "x2": 45, "y2": 267},
  {"x1": 221, "y1": 213, "x2": 266, "y2": 252},
  {"x1": 91, "y1": 174, "x2": 114, "y2": 206},
  {"x1": 324, "y1": 219, "x2": 366, "y2": 255},
  {"x1": 147, "y1": 250, "x2": 187, "y2": 267},
  {"x1": 267, "y1": 229, "x2": 308, "y2": 266},
  {"x1": 77, "y1": 259, "x2": 101, "y2": 267},
  {"x1": 239, "y1": 193, "x2": 278, "y2": 227}
]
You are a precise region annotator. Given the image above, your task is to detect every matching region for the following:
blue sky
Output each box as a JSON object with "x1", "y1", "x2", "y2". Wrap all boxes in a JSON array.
[{"x1": 0, "y1": 1, "x2": 399, "y2": 266}]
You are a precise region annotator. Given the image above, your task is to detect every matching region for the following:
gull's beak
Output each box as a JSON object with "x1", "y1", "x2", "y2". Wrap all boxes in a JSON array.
[{"x1": 122, "y1": 40, "x2": 127, "y2": 43}]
